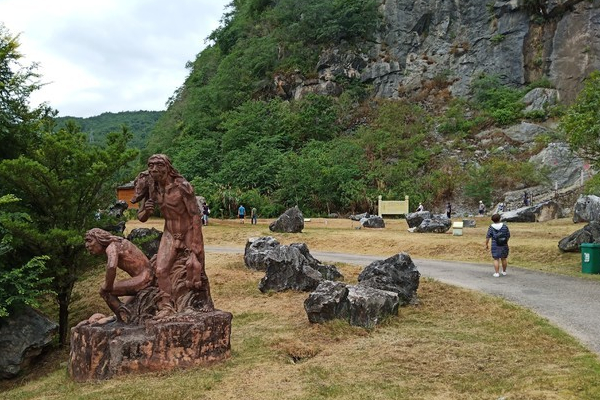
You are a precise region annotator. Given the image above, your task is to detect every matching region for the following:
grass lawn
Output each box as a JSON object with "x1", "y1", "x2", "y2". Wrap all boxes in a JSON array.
[{"x1": 2, "y1": 216, "x2": 599, "y2": 399}]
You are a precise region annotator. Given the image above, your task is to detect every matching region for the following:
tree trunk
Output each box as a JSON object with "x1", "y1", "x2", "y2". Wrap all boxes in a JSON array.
[{"x1": 57, "y1": 290, "x2": 71, "y2": 346}]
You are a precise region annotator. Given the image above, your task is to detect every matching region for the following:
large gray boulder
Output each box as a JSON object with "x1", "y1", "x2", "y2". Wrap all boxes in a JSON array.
[
  {"x1": 500, "y1": 200, "x2": 563, "y2": 223},
  {"x1": 304, "y1": 281, "x2": 399, "y2": 328},
  {"x1": 573, "y1": 195, "x2": 600, "y2": 223},
  {"x1": 289, "y1": 243, "x2": 344, "y2": 281},
  {"x1": 500, "y1": 207, "x2": 537, "y2": 222},
  {"x1": 269, "y1": 206, "x2": 304, "y2": 233},
  {"x1": 360, "y1": 216, "x2": 385, "y2": 229},
  {"x1": 304, "y1": 281, "x2": 350, "y2": 324},
  {"x1": 258, "y1": 245, "x2": 323, "y2": 293},
  {"x1": 405, "y1": 211, "x2": 432, "y2": 228},
  {"x1": 244, "y1": 237, "x2": 343, "y2": 282},
  {"x1": 0, "y1": 307, "x2": 58, "y2": 379},
  {"x1": 244, "y1": 236, "x2": 281, "y2": 271},
  {"x1": 558, "y1": 222, "x2": 600, "y2": 252},
  {"x1": 357, "y1": 253, "x2": 420, "y2": 305},
  {"x1": 529, "y1": 143, "x2": 586, "y2": 189},
  {"x1": 532, "y1": 200, "x2": 563, "y2": 222},
  {"x1": 346, "y1": 286, "x2": 399, "y2": 328},
  {"x1": 412, "y1": 215, "x2": 452, "y2": 233},
  {"x1": 522, "y1": 88, "x2": 559, "y2": 114}
]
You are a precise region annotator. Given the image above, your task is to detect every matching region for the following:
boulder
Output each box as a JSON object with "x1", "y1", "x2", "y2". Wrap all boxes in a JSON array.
[
  {"x1": 462, "y1": 219, "x2": 477, "y2": 228},
  {"x1": 244, "y1": 236, "x2": 281, "y2": 271},
  {"x1": 289, "y1": 243, "x2": 344, "y2": 281},
  {"x1": 126, "y1": 227, "x2": 163, "y2": 258},
  {"x1": 107, "y1": 200, "x2": 129, "y2": 218},
  {"x1": 532, "y1": 200, "x2": 563, "y2": 222},
  {"x1": 360, "y1": 216, "x2": 385, "y2": 229},
  {"x1": 522, "y1": 88, "x2": 559, "y2": 114},
  {"x1": 244, "y1": 238, "x2": 343, "y2": 281},
  {"x1": 258, "y1": 245, "x2": 323, "y2": 293},
  {"x1": 558, "y1": 222, "x2": 600, "y2": 252},
  {"x1": 502, "y1": 122, "x2": 548, "y2": 143},
  {"x1": 346, "y1": 285, "x2": 399, "y2": 328},
  {"x1": 529, "y1": 143, "x2": 586, "y2": 189},
  {"x1": 357, "y1": 253, "x2": 420, "y2": 305},
  {"x1": 349, "y1": 212, "x2": 370, "y2": 221},
  {"x1": 304, "y1": 281, "x2": 399, "y2": 329},
  {"x1": 573, "y1": 195, "x2": 600, "y2": 223},
  {"x1": 269, "y1": 206, "x2": 304, "y2": 233},
  {"x1": 0, "y1": 306, "x2": 58, "y2": 379},
  {"x1": 405, "y1": 211, "x2": 432, "y2": 228},
  {"x1": 304, "y1": 280, "x2": 350, "y2": 324},
  {"x1": 500, "y1": 207, "x2": 537, "y2": 223},
  {"x1": 413, "y1": 215, "x2": 452, "y2": 233}
]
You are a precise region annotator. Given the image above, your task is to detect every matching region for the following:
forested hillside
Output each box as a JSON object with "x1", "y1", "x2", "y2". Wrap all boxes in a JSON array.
[
  {"x1": 55, "y1": 111, "x2": 163, "y2": 150},
  {"x1": 143, "y1": 0, "x2": 600, "y2": 217}
]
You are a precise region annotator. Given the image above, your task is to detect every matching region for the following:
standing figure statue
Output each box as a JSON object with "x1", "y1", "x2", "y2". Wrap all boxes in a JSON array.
[
  {"x1": 84, "y1": 228, "x2": 153, "y2": 322},
  {"x1": 135, "y1": 154, "x2": 213, "y2": 316}
]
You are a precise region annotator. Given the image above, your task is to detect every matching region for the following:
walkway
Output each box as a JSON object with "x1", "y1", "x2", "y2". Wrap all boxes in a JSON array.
[{"x1": 206, "y1": 246, "x2": 600, "y2": 357}]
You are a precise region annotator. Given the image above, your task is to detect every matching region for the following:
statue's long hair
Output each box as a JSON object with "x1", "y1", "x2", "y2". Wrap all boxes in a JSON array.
[{"x1": 86, "y1": 228, "x2": 124, "y2": 247}]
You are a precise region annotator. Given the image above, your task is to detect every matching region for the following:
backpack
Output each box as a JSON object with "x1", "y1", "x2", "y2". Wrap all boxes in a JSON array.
[{"x1": 494, "y1": 228, "x2": 509, "y2": 246}]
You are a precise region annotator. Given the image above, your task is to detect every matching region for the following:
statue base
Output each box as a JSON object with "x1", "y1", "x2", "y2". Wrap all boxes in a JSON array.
[{"x1": 68, "y1": 310, "x2": 232, "y2": 381}]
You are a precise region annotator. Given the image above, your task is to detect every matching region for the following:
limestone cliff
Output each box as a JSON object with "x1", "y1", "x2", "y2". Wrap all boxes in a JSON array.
[{"x1": 312, "y1": 0, "x2": 600, "y2": 104}]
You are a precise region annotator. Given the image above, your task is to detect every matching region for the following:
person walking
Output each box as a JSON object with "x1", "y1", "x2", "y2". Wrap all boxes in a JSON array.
[
  {"x1": 485, "y1": 213, "x2": 510, "y2": 277},
  {"x1": 238, "y1": 204, "x2": 246, "y2": 223},
  {"x1": 251, "y1": 207, "x2": 257, "y2": 225},
  {"x1": 202, "y1": 202, "x2": 210, "y2": 226},
  {"x1": 445, "y1": 202, "x2": 452, "y2": 218},
  {"x1": 478, "y1": 200, "x2": 486, "y2": 216}
]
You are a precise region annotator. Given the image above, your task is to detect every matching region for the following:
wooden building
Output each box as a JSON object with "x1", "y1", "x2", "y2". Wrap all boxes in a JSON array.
[{"x1": 116, "y1": 181, "x2": 138, "y2": 209}]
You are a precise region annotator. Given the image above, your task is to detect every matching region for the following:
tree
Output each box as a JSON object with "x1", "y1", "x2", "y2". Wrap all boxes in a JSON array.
[
  {"x1": 561, "y1": 70, "x2": 600, "y2": 163},
  {"x1": 0, "y1": 23, "x2": 54, "y2": 160},
  {"x1": 0, "y1": 194, "x2": 53, "y2": 317},
  {"x1": 0, "y1": 127, "x2": 138, "y2": 345}
]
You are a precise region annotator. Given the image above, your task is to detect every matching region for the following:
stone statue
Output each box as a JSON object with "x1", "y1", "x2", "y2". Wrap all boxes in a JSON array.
[
  {"x1": 70, "y1": 154, "x2": 230, "y2": 381},
  {"x1": 84, "y1": 228, "x2": 153, "y2": 322},
  {"x1": 135, "y1": 154, "x2": 213, "y2": 316}
]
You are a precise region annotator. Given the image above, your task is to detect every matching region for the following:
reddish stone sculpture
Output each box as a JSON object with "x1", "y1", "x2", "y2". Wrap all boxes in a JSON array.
[
  {"x1": 70, "y1": 154, "x2": 231, "y2": 381},
  {"x1": 84, "y1": 228, "x2": 153, "y2": 322}
]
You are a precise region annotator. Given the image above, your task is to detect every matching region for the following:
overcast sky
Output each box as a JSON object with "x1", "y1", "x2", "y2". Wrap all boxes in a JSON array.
[{"x1": 0, "y1": 0, "x2": 230, "y2": 117}]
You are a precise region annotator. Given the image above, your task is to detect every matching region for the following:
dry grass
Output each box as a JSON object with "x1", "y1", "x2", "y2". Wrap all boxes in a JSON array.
[
  {"x1": 188, "y1": 216, "x2": 586, "y2": 276},
  {"x1": 2, "y1": 217, "x2": 600, "y2": 399}
]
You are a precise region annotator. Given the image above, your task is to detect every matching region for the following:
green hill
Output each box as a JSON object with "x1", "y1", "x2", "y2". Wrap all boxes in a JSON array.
[{"x1": 55, "y1": 110, "x2": 163, "y2": 150}]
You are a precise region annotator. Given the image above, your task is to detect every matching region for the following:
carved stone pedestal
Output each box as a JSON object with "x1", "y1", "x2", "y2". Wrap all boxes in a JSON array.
[{"x1": 68, "y1": 310, "x2": 232, "y2": 381}]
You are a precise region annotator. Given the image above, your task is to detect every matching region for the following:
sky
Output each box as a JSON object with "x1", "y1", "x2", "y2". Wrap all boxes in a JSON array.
[{"x1": 0, "y1": 0, "x2": 231, "y2": 117}]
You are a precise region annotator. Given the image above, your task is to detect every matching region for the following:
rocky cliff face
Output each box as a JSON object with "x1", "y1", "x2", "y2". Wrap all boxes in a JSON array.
[{"x1": 313, "y1": 0, "x2": 600, "y2": 105}]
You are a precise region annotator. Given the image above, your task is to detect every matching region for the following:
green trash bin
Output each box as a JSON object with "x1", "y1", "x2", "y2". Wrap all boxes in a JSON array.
[{"x1": 581, "y1": 243, "x2": 600, "y2": 274}]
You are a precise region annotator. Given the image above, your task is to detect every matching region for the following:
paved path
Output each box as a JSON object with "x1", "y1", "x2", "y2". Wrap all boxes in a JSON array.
[{"x1": 206, "y1": 246, "x2": 600, "y2": 357}]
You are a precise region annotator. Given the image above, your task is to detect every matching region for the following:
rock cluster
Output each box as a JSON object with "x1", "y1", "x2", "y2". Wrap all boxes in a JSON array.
[
  {"x1": 304, "y1": 253, "x2": 420, "y2": 328},
  {"x1": 244, "y1": 237, "x2": 344, "y2": 293}
]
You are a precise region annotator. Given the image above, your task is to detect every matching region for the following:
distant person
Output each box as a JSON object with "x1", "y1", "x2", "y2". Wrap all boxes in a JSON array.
[
  {"x1": 478, "y1": 201, "x2": 485, "y2": 216},
  {"x1": 202, "y1": 202, "x2": 210, "y2": 226},
  {"x1": 445, "y1": 202, "x2": 452, "y2": 218},
  {"x1": 416, "y1": 203, "x2": 424, "y2": 212},
  {"x1": 251, "y1": 207, "x2": 257, "y2": 225},
  {"x1": 497, "y1": 202, "x2": 505, "y2": 213},
  {"x1": 485, "y1": 213, "x2": 510, "y2": 277},
  {"x1": 523, "y1": 191, "x2": 529, "y2": 206},
  {"x1": 238, "y1": 204, "x2": 246, "y2": 223}
]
